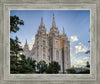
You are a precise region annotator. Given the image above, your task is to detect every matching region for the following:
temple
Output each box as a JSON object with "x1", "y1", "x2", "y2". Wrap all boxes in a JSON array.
[{"x1": 23, "y1": 14, "x2": 70, "y2": 73}]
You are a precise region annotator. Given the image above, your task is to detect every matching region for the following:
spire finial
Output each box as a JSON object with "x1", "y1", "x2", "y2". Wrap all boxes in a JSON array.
[
  {"x1": 52, "y1": 13, "x2": 56, "y2": 27},
  {"x1": 53, "y1": 13, "x2": 55, "y2": 20},
  {"x1": 63, "y1": 27, "x2": 65, "y2": 34},
  {"x1": 25, "y1": 40, "x2": 27, "y2": 45},
  {"x1": 24, "y1": 39, "x2": 29, "y2": 50},
  {"x1": 40, "y1": 17, "x2": 43, "y2": 26}
]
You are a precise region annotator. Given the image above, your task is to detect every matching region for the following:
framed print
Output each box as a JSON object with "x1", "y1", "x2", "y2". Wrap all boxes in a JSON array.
[
  {"x1": 10, "y1": 10, "x2": 90, "y2": 75},
  {"x1": 0, "y1": 0, "x2": 100, "y2": 84}
]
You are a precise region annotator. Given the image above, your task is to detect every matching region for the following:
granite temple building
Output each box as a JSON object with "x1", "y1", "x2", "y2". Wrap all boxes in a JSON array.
[{"x1": 23, "y1": 14, "x2": 71, "y2": 73}]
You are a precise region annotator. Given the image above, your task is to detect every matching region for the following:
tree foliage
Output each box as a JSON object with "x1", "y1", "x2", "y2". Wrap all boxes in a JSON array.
[
  {"x1": 10, "y1": 15, "x2": 24, "y2": 33},
  {"x1": 46, "y1": 61, "x2": 60, "y2": 74},
  {"x1": 86, "y1": 61, "x2": 90, "y2": 68},
  {"x1": 10, "y1": 55, "x2": 36, "y2": 74},
  {"x1": 10, "y1": 36, "x2": 23, "y2": 56},
  {"x1": 37, "y1": 60, "x2": 47, "y2": 73},
  {"x1": 66, "y1": 68, "x2": 76, "y2": 74},
  {"x1": 79, "y1": 69, "x2": 90, "y2": 74},
  {"x1": 10, "y1": 15, "x2": 37, "y2": 74},
  {"x1": 10, "y1": 15, "x2": 24, "y2": 56}
]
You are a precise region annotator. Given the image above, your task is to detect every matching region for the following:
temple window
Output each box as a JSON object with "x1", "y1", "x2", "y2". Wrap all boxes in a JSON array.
[{"x1": 56, "y1": 41, "x2": 58, "y2": 49}]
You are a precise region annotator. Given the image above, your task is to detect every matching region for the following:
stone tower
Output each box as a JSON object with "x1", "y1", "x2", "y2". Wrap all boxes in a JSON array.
[
  {"x1": 61, "y1": 28, "x2": 70, "y2": 73},
  {"x1": 34, "y1": 17, "x2": 49, "y2": 63}
]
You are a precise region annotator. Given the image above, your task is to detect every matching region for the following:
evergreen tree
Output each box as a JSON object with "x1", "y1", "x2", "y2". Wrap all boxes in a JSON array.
[
  {"x1": 18, "y1": 56, "x2": 36, "y2": 74},
  {"x1": 86, "y1": 61, "x2": 90, "y2": 68},
  {"x1": 66, "y1": 68, "x2": 76, "y2": 74},
  {"x1": 10, "y1": 15, "x2": 24, "y2": 74},
  {"x1": 46, "y1": 61, "x2": 60, "y2": 74},
  {"x1": 37, "y1": 60, "x2": 47, "y2": 73},
  {"x1": 10, "y1": 36, "x2": 23, "y2": 56},
  {"x1": 10, "y1": 15, "x2": 36, "y2": 74}
]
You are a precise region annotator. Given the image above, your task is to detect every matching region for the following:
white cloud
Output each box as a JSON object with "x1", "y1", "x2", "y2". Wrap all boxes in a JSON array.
[
  {"x1": 75, "y1": 43, "x2": 88, "y2": 54},
  {"x1": 83, "y1": 57, "x2": 89, "y2": 60},
  {"x1": 28, "y1": 44, "x2": 33, "y2": 50},
  {"x1": 76, "y1": 59, "x2": 85, "y2": 65},
  {"x1": 71, "y1": 59, "x2": 87, "y2": 67},
  {"x1": 70, "y1": 36, "x2": 78, "y2": 42}
]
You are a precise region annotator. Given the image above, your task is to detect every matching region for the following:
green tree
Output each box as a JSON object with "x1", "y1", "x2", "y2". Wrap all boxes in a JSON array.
[
  {"x1": 86, "y1": 61, "x2": 90, "y2": 68},
  {"x1": 10, "y1": 15, "x2": 24, "y2": 56},
  {"x1": 10, "y1": 54, "x2": 36, "y2": 74},
  {"x1": 10, "y1": 36, "x2": 23, "y2": 56},
  {"x1": 66, "y1": 68, "x2": 76, "y2": 74},
  {"x1": 10, "y1": 15, "x2": 24, "y2": 74},
  {"x1": 46, "y1": 61, "x2": 60, "y2": 74},
  {"x1": 10, "y1": 55, "x2": 19, "y2": 73},
  {"x1": 10, "y1": 15, "x2": 24, "y2": 33},
  {"x1": 18, "y1": 55, "x2": 36, "y2": 74},
  {"x1": 10, "y1": 36, "x2": 24, "y2": 74},
  {"x1": 79, "y1": 69, "x2": 90, "y2": 74},
  {"x1": 37, "y1": 60, "x2": 47, "y2": 73}
]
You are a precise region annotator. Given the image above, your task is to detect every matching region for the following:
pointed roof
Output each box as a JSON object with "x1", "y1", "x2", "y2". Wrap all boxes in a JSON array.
[
  {"x1": 61, "y1": 27, "x2": 69, "y2": 40},
  {"x1": 63, "y1": 27, "x2": 65, "y2": 35},
  {"x1": 52, "y1": 13, "x2": 56, "y2": 27},
  {"x1": 24, "y1": 40, "x2": 29, "y2": 50},
  {"x1": 61, "y1": 27, "x2": 66, "y2": 37},
  {"x1": 40, "y1": 17, "x2": 43, "y2": 26},
  {"x1": 38, "y1": 17, "x2": 47, "y2": 35},
  {"x1": 25, "y1": 40, "x2": 28, "y2": 45}
]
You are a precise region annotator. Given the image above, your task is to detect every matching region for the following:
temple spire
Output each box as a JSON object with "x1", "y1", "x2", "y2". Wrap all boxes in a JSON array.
[
  {"x1": 40, "y1": 17, "x2": 43, "y2": 26},
  {"x1": 52, "y1": 13, "x2": 56, "y2": 27},
  {"x1": 24, "y1": 39, "x2": 29, "y2": 50},
  {"x1": 53, "y1": 13, "x2": 55, "y2": 20},
  {"x1": 63, "y1": 27, "x2": 65, "y2": 35},
  {"x1": 25, "y1": 40, "x2": 28, "y2": 45}
]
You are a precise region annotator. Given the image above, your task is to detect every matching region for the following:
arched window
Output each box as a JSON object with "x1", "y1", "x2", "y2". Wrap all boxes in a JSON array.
[{"x1": 56, "y1": 41, "x2": 58, "y2": 49}]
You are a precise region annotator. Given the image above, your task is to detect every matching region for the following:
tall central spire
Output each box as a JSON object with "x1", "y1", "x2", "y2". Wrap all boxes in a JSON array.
[
  {"x1": 52, "y1": 13, "x2": 56, "y2": 27},
  {"x1": 40, "y1": 17, "x2": 43, "y2": 26},
  {"x1": 53, "y1": 13, "x2": 55, "y2": 20}
]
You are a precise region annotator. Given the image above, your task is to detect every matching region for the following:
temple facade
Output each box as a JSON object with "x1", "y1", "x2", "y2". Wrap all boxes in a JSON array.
[{"x1": 23, "y1": 14, "x2": 70, "y2": 73}]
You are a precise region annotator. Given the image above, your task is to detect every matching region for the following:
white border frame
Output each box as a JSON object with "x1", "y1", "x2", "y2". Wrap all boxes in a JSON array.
[{"x1": 0, "y1": 0, "x2": 99, "y2": 84}]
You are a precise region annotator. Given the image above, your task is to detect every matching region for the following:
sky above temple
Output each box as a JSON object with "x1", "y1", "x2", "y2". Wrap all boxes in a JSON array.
[{"x1": 10, "y1": 10, "x2": 90, "y2": 68}]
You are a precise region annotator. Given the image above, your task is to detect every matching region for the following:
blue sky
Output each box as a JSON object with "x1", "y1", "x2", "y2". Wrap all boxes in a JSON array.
[{"x1": 10, "y1": 10, "x2": 90, "y2": 67}]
